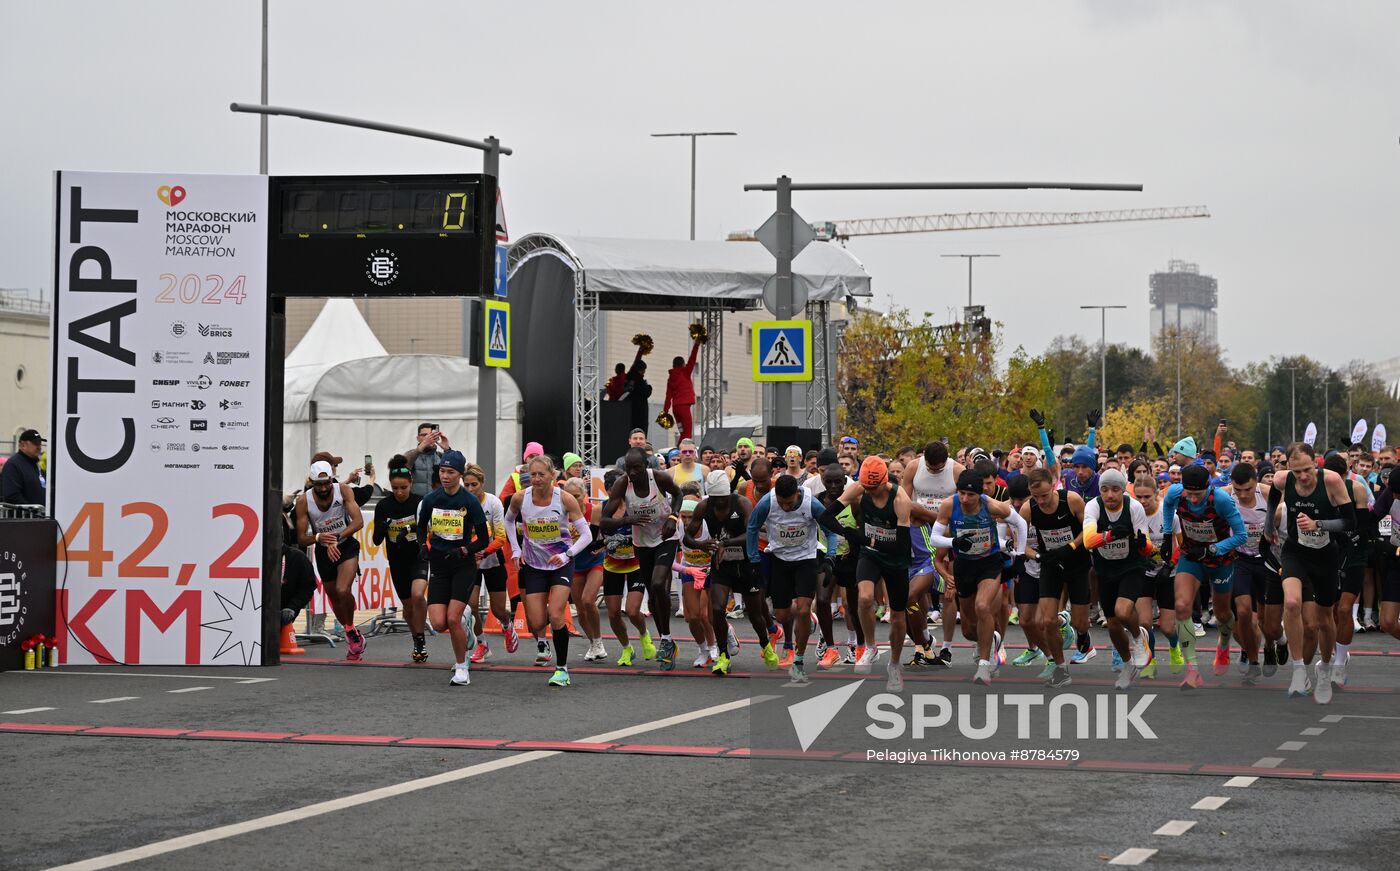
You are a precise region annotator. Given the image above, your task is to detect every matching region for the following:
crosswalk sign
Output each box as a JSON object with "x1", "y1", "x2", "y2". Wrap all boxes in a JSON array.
[
  {"x1": 484, "y1": 299, "x2": 510, "y2": 367},
  {"x1": 752, "y1": 319, "x2": 812, "y2": 382}
]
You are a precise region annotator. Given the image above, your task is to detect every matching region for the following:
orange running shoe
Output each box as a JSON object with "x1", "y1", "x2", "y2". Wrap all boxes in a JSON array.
[
  {"x1": 778, "y1": 648, "x2": 795, "y2": 669},
  {"x1": 1212, "y1": 645, "x2": 1230, "y2": 676},
  {"x1": 818, "y1": 646, "x2": 842, "y2": 670}
]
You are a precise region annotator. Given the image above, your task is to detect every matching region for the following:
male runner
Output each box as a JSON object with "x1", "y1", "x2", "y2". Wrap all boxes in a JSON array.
[
  {"x1": 1133, "y1": 473, "x2": 1182, "y2": 679},
  {"x1": 1081, "y1": 469, "x2": 1155, "y2": 691},
  {"x1": 901, "y1": 441, "x2": 963, "y2": 666},
  {"x1": 1019, "y1": 468, "x2": 1083, "y2": 687},
  {"x1": 1325, "y1": 453, "x2": 1373, "y2": 687},
  {"x1": 1228, "y1": 462, "x2": 1273, "y2": 684},
  {"x1": 747, "y1": 474, "x2": 832, "y2": 684},
  {"x1": 295, "y1": 461, "x2": 367, "y2": 661},
  {"x1": 815, "y1": 465, "x2": 860, "y2": 668},
  {"x1": 687, "y1": 470, "x2": 774, "y2": 675}
]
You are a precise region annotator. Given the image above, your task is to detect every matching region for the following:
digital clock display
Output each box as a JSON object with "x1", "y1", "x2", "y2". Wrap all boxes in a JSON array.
[{"x1": 277, "y1": 181, "x2": 479, "y2": 237}]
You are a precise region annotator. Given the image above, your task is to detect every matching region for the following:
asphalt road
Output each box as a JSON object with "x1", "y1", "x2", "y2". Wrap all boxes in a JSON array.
[{"x1": 4, "y1": 617, "x2": 1399, "y2": 870}]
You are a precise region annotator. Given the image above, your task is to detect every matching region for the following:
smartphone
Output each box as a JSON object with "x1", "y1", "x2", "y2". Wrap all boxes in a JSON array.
[
  {"x1": 1219, "y1": 418, "x2": 1227, "y2": 426},
  {"x1": 364, "y1": 454, "x2": 373, "y2": 475}
]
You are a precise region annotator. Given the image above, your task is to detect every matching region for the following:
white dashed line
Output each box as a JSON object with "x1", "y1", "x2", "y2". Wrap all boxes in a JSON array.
[
  {"x1": 1252, "y1": 757, "x2": 1285, "y2": 768},
  {"x1": 1300, "y1": 727, "x2": 1326, "y2": 736},
  {"x1": 166, "y1": 687, "x2": 213, "y2": 694},
  {"x1": 1109, "y1": 847, "x2": 1158, "y2": 865},
  {"x1": 1223, "y1": 776, "x2": 1258, "y2": 787},
  {"x1": 1320, "y1": 715, "x2": 1344, "y2": 723},
  {"x1": 1277, "y1": 741, "x2": 1307, "y2": 751},
  {"x1": 1153, "y1": 820, "x2": 1197, "y2": 836},
  {"x1": 88, "y1": 697, "x2": 140, "y2": 704},
  {"x1": 1191, "y1": 796, "x2": 1230, "y2": 810},
  {"x1": 2, "y1": 707, "x2": 56, "y2": 714}
]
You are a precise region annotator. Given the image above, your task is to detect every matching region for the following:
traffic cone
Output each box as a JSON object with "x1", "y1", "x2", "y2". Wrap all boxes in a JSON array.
[{"x1": 280, "y1": 623, "x2": 305, "y2": 655}]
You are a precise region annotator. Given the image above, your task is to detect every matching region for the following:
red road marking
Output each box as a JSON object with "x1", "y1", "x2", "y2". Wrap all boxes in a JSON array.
[
  {"x1": 292, "y1": 734, "x2": 405, "y2": 745},
  {"x1": 1078, "y1": 760, "x2": 1195, "y2": 773},
  {"x1": 1319, "y1": 770, "x2": 1400, "y2": 781},
  {"x1": 0, "y1": 722, "x2": 92, "y2": 733},
  {"x1": 84, "y1": 726, "x2": 191, "y2": 737},
  {"x1": 1199, "y1": 763, "x2": 1318, "y2": 777},
  {"x1": 185, "y1": 729, "x2": 301, "y2": 741},
  {"x1": 396, "y1": 737, "x2": 509, "y2": 749},
  {"x1": 502, "y1": 740, "x2": 616, "y2": 752},
  {"x1": 612, "y1": 743, "x2": 729, "y2": 756}
]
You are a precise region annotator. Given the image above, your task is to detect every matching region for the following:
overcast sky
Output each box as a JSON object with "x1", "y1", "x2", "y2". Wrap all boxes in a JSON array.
[{"x1": 3, "y1": 1, "x2": 1396, "y2": 369}]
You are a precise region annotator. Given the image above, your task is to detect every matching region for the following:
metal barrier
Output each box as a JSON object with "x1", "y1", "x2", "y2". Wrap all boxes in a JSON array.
[{"x1": 0, "y1": 503, "x2": 46, "y2": 519}]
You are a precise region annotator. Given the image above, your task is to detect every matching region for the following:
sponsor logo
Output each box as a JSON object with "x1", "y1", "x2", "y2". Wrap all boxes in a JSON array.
[
  {"x1": 152, "y1": 350, "x2": 193, "y2": 364},
  {"x1": 214, "y1": 463, "x2": 235, "y2": 470},
  {"x1": 204, "y1": 352, "x2": 214, "y2": 364},
  {"x1": 150, "y1": 441, "x2": 161, "y2": 453},
  {"x1": 366, "y1": 248, "x2": 400, "y2": 287},
  {"x1": 164, "y1": 462, "x2": 200, "y2": 470},
  {"x1": 165, "y1": 443, "x2": 187, "y2": 452},
  {"x1": 190, "y1": 399, "x2": 206, "y2": 411},
  {"x1": 218, "y1": 399, "x2": 244, "y2": 411},
  {"x1": 192, "y1": 444, "x2": 201, "y2": 452},
  {"x1": 156, "y1": 184, "x2": 187, "y2": 207},
  {"x1": 152, "y1": 379, "x2": 181, "y2": 387},
  {"x1": 0, "y1": 548, "x2": 28, "y2": 640},
  {"x1": 221, "y1": 445, "x2": 251, "y2": 452},
  {"x1": 170, "y1": 320, "x2": 187, "y2": 337},
  {"x1": 190, "y1": 419, "x2": 208, "y2": 432},
  {"x1": 187, "y1": 374, "x2": 213, "y2": 390},
  {"x1": 198, "y1": 322, "x2": 233, "y2": 338},
  {"x1": 218, "y1": 420, "x2": 250, "y2": 429},
  {"x1": 150, "y1": 417, "x2": 179, "y2": 430},
  {"x1": 152, "y1": 400, "x2": 189, "y2": 409},
  {"x1": 218, "y1": 380, "x2": 250, "y2": 388},
  {"x1": 202, "y1": 350, "x2": 250, "y2": 366}
]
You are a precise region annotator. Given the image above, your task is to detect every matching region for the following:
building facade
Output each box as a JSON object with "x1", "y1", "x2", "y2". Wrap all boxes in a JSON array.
[
  {"x1": 1149, "y1": 259, "x2": 1218, "y2": 345},
  {"x1": 0, "y1": 290, "x2": 51, "y2": 454}
]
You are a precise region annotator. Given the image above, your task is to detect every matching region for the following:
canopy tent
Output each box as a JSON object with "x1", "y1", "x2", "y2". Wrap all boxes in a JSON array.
[
  {"x1": 505, "y1": 234, "x2": 872, "y2": 465},
  {"x1": 282, "y1": 300, "x2": 521, "y2": 492}
]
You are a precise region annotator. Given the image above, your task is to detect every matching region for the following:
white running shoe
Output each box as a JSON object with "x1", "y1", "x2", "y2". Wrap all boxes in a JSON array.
[
  {"x1": 854, "y1": 646, "x2": 878, "y2": 674},
  {"x1": 1114, "y1": 664, "x2": 1138, "y2": 691},
  {"x1": 726, "y1": 627, "x2": 740, "y2": 658},
  {"x1": 1192, "y1": 621, "x2": 1206, "y2": 638},
  {"x1": 1131, "y1": 627, "x2": 1150, "y2": 668},
  {"x1": 534, "y1": 640, "x2": 552, "y2": 667},
  {"x1": 1314, "y1": 662, "x2": 1333, "y2": 704},
  {"x1": 1287, "y1": 666, "x2": 1309, "y2": 698},
  {"x1": 584, "y1": 640, "x2": 607, "y2": 662},
  {"x1": 449, "y1": 664, "x2": 471, "y2": 686},
  {"x1": 992, "y1": 630, "x2": 1005, "y2": 674},
  {"x1": 693, "y1": 646, "x2": 711, "y2": 668},
  {"x1": 1331, "y1": 656, "x2": 1348, "y2": 688},
  {"x1": 461, "y1": 610, "x2": 477, "y2": 653},
  {"x1": 886, "y1": 660, "x2": 904, "y2": 692},
  {"x1": 973, "y1": 661, "x2": 993, "y2": 686}
]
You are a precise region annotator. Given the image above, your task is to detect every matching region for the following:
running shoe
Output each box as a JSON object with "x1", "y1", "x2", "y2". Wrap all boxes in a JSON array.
[
  {"x1": 1242, "y1": 663, "x2": 1262, "y2": 685},
  {"x1": 503, "y1": 624, "x2": 520, "y2": 654},
  {"x1": 790, "y1": 659, "x2": 810, "y2": 685},
  {"x1": 1275, "y1": 640, "x2": 1290, "y2": 667},
  {"x1": 1059, "y1": 611, "x2": 1075, "y2": 650},
  {"x1": 816, "y1": 639, "x2": 829, "y2": 662},
  {"x1": 726, "y1": 627, "x2": 741, "y2": 658},
  {"x1": 693, "y1": 647, "x2": 712, "y2": 669},
  {"x1": 1353, "y1": 615, "x2": 1364, "y2": 634},
  {"x1": 1314, "y1": 662, "x2": 1333, "y2": 704},
  {"x1": 929, "y1": 610, "x2": 942, "y2": 627},
  {"x1": 886, "y1": 660, "x2": 904, "y2": 692},
  {"x1": 1262, "y1": 643, "x2": 1278, "y2": 677},
  {"x1": 937, "y1": 646, "x2": 953, "y2": 666},
  {"x1": 842, "y1": 645, "x2": 857, "y2": 664},
  {"x1": 534, "y1": 640, "x2": 552, "y2": 667},
  {"x1": 548, "y1": 667, "x2": 570, "y2": 687},
  {"x1": 1009, "y1": 608, "x2": 1020, "y2": 625},
  {"x1": 412, "y1": 634, "x2": 429, "y2": 664},
  {"x1": 1140, "y1": 659, "x2": 1158, "y2": 680},
  {"x1": 853, "y1": 646, "x2": 877, "y2": 674},
  {"x1": 728, "y1": 601, "x2": 745, "y2": 619},
  {"x1": 345, "y1": 628, "x2": 366, "y2": 661},
  {"x1": 779, "y1": 648, "x2": 795, "y2": 669},
  {"x1": 1070, "y1": 647, "x2": 1096, "y2": 665},
  {"x1": 907, "y1": 645, "x2": 934, "y2": 668},
  {"x1": 1132, "y1": 627, "x2": 1150, "y2": 669},
  {"x1": 879, "y1": 608, "x2": 891, "y2": 624},
  {"x1": 992, "y1": 631, "x2": 1005, "y2": 673},
  {"x1": 1037, "y1": 659, "x2": 1057, "y2": 681},
  {"x1": 584, "y1": 640, "x2": 608, "y2": 662},
  {"x1": 712, "y1": 652, "x2": 731, "y2": 676},
  {"x1": 1111, "y1": 648, "x2": 1123, "y2": 673},
  {"x1": 1366, "y1": 612, "x2": 1380, "y2": 632},
  {"x1": 761, "y1": 642, "x2": 780, "y2": 670},
  {"x1": 640, "y1": 632, "x2": 657, "y2": 660},
  {"x1": 1331, "y1": 656, "x2": 1348, "y2": 688},
  {"x1": 1114, "y1": 664, "x2": 1137, "y2": 691},
  {"x1": 449, "y1": 663, "x2": 471, "y2": 686},
  {"x1": 617, "y1": 644, "x2": 636, "y2": 667},
  {"x1": 1286, "y1": 666, "x2": 1308, "y2": 697},
  {"x1": 769, "y1": 624, "x2": 784, "y2": 645},
  {"x1": 1046, "y1": 665, "x2": 1072, "y2": 688},
  {"x1": 818, "y1": 646, "x2": 841, "y2": 670},
  {"x1": 972, "y1": 661, "x2": 993, "y2": 686},
  {"x1": 657, "y1": 638, "x2": 678, "y2": 671},
  {"x1": 1180, "y1": 665, "x2": 1204, "y2": 690},
  {"x1": 1192, "y1": 621, "x2": 1205, "y2": 638},
  {"x1": 462, "y1": 611, "x2": 477, "y2": 653},
  {"x1": 1169, "y1": 646, "x2": 1185, "y2": 674},
  {"x1": 469, "y1": 642, "x2": 490, "y2": 664},
  {"x1": 1013, "y1": 648, "x2": 1045, "y2": 668},
  {"x1": 1237, "y1": 649, "x2": 1250, "y2": 675},
  {"x1": 1212, "y1": 645, "x2": 1231, "y2": 677},
  {"x1": 874, "y1": 604, "x2": 887, "y2": 624}
]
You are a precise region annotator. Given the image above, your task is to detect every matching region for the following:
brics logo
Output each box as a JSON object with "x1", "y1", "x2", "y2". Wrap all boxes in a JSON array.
[{"x1": 156, "y1": 185, "x2": 187, "y2": 207}]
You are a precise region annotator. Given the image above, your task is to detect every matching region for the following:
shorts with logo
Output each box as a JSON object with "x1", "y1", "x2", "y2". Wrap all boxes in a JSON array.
[
  {"x1": 953, "y1": 553, "x2": 1004, "y2": 599},
  {"x1": 1096, "y1": 569, "x2": 1148, "y2": 615},
  {"x1": 313, "y1": 537, "x2": 361, "y2": 586},
  {"x1": 1231, "y1": 557, "x2": 1272, "y2": 604},
  {"x1": 1174, "y1": 555, "x2": 1235, "y2": 594},
  {"x1": 1036, "y1": 558, "x2": 1091, "y2": 606},
  {"x1": 475, "y1": 563, "x2": 508, "y2": 594},
  {"x1": 427, "y1": 550, "x2": 474, "y2": 606},
  {"x1": 713, "y1": 560, "x2": 764, "y2": 597},
  {"x1": 636, "y1": 541, "x2": 680, "y2": 585},
  {"x1": 857, "y1": 554, "x2": 911, "y2": 611},
  {"x1": 519, "y1": 560, "x2": 574, "y2": 596},
  {"x1": 768, "y1": 557, "x2": 818, "y2": 609},
  {"x1": 603, "y1": 569, "x2": 647, "y2": 597},
  {"x1": 1280, "y1": 544, "x2": 1340, "y2": 608}
]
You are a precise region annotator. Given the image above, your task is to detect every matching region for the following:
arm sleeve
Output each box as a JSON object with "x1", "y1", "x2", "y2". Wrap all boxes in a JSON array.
[
  {"x1": 1213, "y1": 431, "x2": 1223, "y2": 458},
  {"x1": 1263, "y1": 485, "x2": 1283, "y2": 538},
  {"x1": 565, "y1": 517, "x2": 593, "y2": 558},
  {"x1": 1153, "y1": 441, "x2": 1165, "y2": 458},
  {"x1": 928, "y1": 521, "x2": 955, "y2": 550},
  {"x1": 1087, "y1": 427, "x2": 1097, "y2": 451},
  {"x1": 504, "y1": 502, "x2": 521, "y2": 554},
  {"x1": 1039, "y1": 426, "x2": 1054, "y2": 460},
  {"x1": 1082, "y1": 498, "x2": 1105, "y2": 549},
  {"x1": 1160, "y1": 486, "x2": 1180, "y2": 537},
  {"x1": 371, "y1": 502, "x2": 386, "y2": 546},
  {"x1": 479, "y1": 502, "x2": 507, "y2": 557},
  {"x1": 1317, "y1": 498, "x2": 1357, "y2": 533},
  {"x1": 1004, "y1": 507, "x2": 1028, "y2": 553},
  {"x1": 746, "y1": 493, "x2": 771, "y2": 561},
  {"x1": 1213, "y1": 489, "x2": 1249, "y2": 555},
  {"x1": 416, "y1": 494, "x2": 434, "y2": 549},
  {"x1": 817, "y1": 502, "x2": 845, "y2": 535}
]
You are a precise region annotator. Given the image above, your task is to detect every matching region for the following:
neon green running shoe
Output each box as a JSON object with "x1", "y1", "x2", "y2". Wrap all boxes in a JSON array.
[
  {"x1": 1012, "y1": 648, "x2": 1045, "y2": 668},
  {"x1": 1141, "y1": 659, "x2": 1158, "y2": 680},
  {"x1": 1169, "y1": 647, "x2": 1185, "y2": 674},
  {"x1": 712, "y1": 652, "x2": 731, "y2": 676},
  {"x1": 548, "y1": 667, "x2": 570, "y2": 687},
  {"x1": 640, "y1": 632, "x2": 657, "y2": 661},
  {"x1": 1037, "y1": 659, "x2": 1057, "y2": 680},
  {"x1": 617, "y1": 645, "x2": 635, "y2": 667},
  {"x1": 761, "y1": 642, "x2": 780, "y2": 670}
]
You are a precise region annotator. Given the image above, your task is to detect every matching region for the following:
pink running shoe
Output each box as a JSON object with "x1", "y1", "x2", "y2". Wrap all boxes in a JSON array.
[
  {"x1": 470, "y1": 642, "x2": 490, "y2": 664},
  {"x1": 504, "y1": 624, "x2": 520, "y2": 654},
  {"x1": 346, "y1": 629, "x2": 367, "y2": 662}
]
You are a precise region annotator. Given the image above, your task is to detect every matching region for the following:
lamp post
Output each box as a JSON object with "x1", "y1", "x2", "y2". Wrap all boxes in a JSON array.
[
  {"x1": 1081, "y1": 305, "x2": 1127, "y2": 416},
  {"x1": 1284, "y1": 366, "x2": 1302, "y2": 441},
  {"x1": 651, "y1": 131, "x2": 736, "y2": 240}
]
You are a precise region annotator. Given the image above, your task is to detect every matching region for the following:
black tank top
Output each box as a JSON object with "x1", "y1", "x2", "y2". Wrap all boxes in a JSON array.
[
  {"x1": 1030, "y1": 493, "x2": 1086, "y2": 565},
  {"x1": 703, "y1": 498, "x2": 747, "y2": 540},
  {"x1": 859, "y1": 484, "x2": 905, "y2": 565},
  {"x1": 1283, "y1": 470, "x2": 1338, "y2": 554}
]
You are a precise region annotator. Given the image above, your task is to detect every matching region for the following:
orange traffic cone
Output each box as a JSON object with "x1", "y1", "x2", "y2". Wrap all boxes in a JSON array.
[{"x1": 280, "y1": 623, "x2": 305, "y2": 655}]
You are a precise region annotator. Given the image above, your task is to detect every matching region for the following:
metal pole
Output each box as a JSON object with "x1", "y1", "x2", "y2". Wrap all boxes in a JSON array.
[
  {"x1": 230, "y1": 103, "x2": 514, "y2": 154},
  {"x1": 1267, "y1": 410, "x2": 1272, "y2": 449},
  {"x1": 773, "y1": 175, "x2": 794, "y2": 427},
  {"x1": 1324, "y1": 381, "x2": 1330, "y2": 450},
  {"x1": 1080, "y1": 305, "x2": 1126, "y2": 417},
  {"x1": 1289, "y1": 367, "x2": 1298, "y2": 441},
  {"x1": 689, "y1": 135, "x2": 697, "y2": 241},
  {"x1": 967, "y1": 258, "x2": 973, "y2": 308},
  {"x1": 259, "y1": 0, "x2": 268, "y2": 175},
  {"x1": 478, "y1": 138, "x2": 500, "y2": 488},
  {"x1": 1175, "y1": 307, "x2": 1182, "y2": 436}
]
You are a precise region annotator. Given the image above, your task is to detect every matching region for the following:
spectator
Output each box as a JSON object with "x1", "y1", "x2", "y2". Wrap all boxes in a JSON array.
[
  {"x1": 1, "y1": 429, "x2": 46, "y2": 509},
  {"x1": 614, "y1": 428, "x2": 659, "y2": 469},
  {"x1": 605, "y1": 362, "x2": 629, "y2": 401},
  {"x1": 402, "y1": 423, "x2": 446, "y2": 498},
  {"x1": 311, "y1": 451, "x2": 375, "y2": 506}
]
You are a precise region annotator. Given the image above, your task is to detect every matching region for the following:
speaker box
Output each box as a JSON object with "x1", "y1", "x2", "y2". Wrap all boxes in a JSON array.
[
  {"x1": 599, "y1": 401, "x2": 635, "y2": 466},
  {"x1": 766, "y1": 426, "x2": 822, "y2": 454}
]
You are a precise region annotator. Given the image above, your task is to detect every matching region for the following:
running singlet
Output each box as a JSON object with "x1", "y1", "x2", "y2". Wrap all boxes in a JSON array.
[
  {"x1": 1284, "y1": 473, "x2": 1338, "y2": 551},
  {"x1": 743, "y1": 480, "x2": 771, "y2": 551},
  {"x1": 910, "y1": 460, "x2": 956, "y2": 513},
  {"x1": 1141, "y1": 503, "x2": 1172, "y2": 577},
  {"x1": 521, "y1": 488, "x2": 571, "y2": 569},
  {"x1": 704, "y1": 501, "x2": 748, "y2": 565},
  {"x1": 764, "y1": 488, "x2": 819, "y2": 562},
  {"x1": 859, "y1": 484, "x2": 907, "y2": 566},
  {"x1": 1029, "y1": 494, "x2": 1085, "y2": 565},
  {"x1": 603, "y1": 522, "x2": 639, "y2": 573},
  {"x1": 1084, "y1": 496, "x2": 1147, "y2": 576},
  {"x1": 625, "y1": 470, "x2": 669, "y2": 548},
  {"x1": 1234, "y1": 489, "x2": 1267, "y2": 559},
  {"x1": 476, "y1": 492, "x2": 508, "y2": 570},
  {"x1": 818, "y1": 503, "x2": 855, "y2": 562},
  {"x1": 671, "y1": 463, "x2": 707, "y2": 494},
  {"x1": 307, "y1": 486, "x2": 348, "y2": 535},
  {"x1": 682, "y1": 521, "x2": 715, "y2": 570},
  {"x1": 950, "y1": 494, "x2": 1000, "y2": 560}
]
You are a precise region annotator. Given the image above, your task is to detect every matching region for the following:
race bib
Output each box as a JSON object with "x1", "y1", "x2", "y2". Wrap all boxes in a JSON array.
[
  {"x1": 430, "y1": 508, "x2": 465, "y2": 540},
  {"x1": 918, "y1": 496, "x2": 945, "y2": 513},
  {"x1": 1243, "y1": 522, "x2": 1263, "y2": 553},
  {"x1": 527, "y1": 518, "x2": 562, "y2": 541},
  {"x1": 314, "y1": 514, "x2": 347, "y2": 535},
  {"x1": 865, "y1": 523, "x2": 896, "y2": 543},
  {"x1": 1380, "y1": 515, "x2": 1393, "y2": 537},
  {"x1": 1180, "y1": 517, "x2": 1216, "y2": 543},
  {"x1": 683, "y1": 547, "x2": 711, "y2": 569},
  {"x1": 1039, "y1": 526, "x2": 1073, "y2": 550},
  {"x1": 1098, "y1": 537, "x2": 1130, "y2": 560},
  {"x1": 958, "y1": 526, "x2": 992, "y2": 556},
  {"x1": 631, "y1": 502, "x2": 662, "y2": 524},
  {"x1": 775, "y1": 521, "x2": 810, "y2": 544},
  {"x1": 606, "y1": 532, "x2": 636, "y2": 560},
  {"x1": 387, "y1": 516, "x2": 415, "y2": 543},
  {"x1": 1297, "y1": 526, "x2": 1330, "y2": 550}
]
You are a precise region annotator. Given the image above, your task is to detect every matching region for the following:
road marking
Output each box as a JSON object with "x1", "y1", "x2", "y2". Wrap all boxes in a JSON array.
[
  {"x1": 1277, "y1": 741, "x2": 1307, "y2": 751},
  {"x1": 88, "y1": 697, "x2": 139, "y2": 704},
  {"x1": 13, "y1": 671, "x2": 275, "y2": 683},
  {"x1": 1320, "y1": 714, "x2": 1400, "y2": 721},
  {"x1": 2, "y1": 707, "x2": 56, "y2": 714},
  {"x1": 1253, "y1": 757, "x2": 1285, "y2": 768},
  {"x1": 1223, "y1": 776, "x2": 1257, "y2": 787},
  {"x1": 1191, "y1": 796, "x2": 1230, "y2": 810},
  {"x1": 1300, "y1": 727, "x2": 1326, "y2": 736},
  {"x1": 1153, "y1": 820, "x2": 1197, "y2": 836},
  {"x1": 1108, "y1": 848, "x2": 1158, "y2": 865},
  {"x1": 1320, "y1": 715, "x2": 1344, "y2": 723},
  {"x1": 42, "y1": 696, "x2": 760, "y2": 871},
  {"x1": 166, "y1": 687, "x2": 213, "y2": 694}
]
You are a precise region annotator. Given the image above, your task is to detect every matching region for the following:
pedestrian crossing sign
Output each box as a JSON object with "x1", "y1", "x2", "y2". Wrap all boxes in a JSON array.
[
  {"x1": 752, "y1": 319, "x2": 812, "y2": 382},
  {"x1": 484, "y1": 299, "x2": 510, "y2": 368}
]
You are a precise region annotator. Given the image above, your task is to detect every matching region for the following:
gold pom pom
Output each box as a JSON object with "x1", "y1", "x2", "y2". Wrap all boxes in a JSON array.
[
  {"x1": 632, "y1": 333, "x2": 654, "y2": 355},
  {"x1": 656, "y1": 411, "x2": 675, "y2": 430},
  {"x1": 689, "y1": 322, "x2": 709, "y2": 344}
]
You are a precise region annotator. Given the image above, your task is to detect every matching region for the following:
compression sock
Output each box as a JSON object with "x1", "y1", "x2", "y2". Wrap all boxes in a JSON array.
[
  {"x1": 553, "y1": 627, "x2": 570, "y2": 664},
  {"x1": 1077, "y1": 631, "x2": 1091, "y2": 654}
]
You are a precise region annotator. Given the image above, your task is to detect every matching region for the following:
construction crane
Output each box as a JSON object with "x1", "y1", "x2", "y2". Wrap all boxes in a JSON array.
[{"x1": 727, "y1": 205, "x2": 1210, "y2": 243}]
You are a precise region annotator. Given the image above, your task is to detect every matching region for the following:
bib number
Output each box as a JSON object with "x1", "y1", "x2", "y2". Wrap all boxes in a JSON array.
[
  {"x1": 387, "y1": 517, "x2": 415, "y2": 543},
  {"x1": 958, "y1": 526, "x2": 992, "y2": 557},
  {"x1": 430, "y1": 509, "x2": 465, "y2": 540}
]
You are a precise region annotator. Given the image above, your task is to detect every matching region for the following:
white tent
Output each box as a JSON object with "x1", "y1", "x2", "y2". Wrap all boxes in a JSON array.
[{"x1": 282, "y1": 300, "x2": 521, "y2": 492}]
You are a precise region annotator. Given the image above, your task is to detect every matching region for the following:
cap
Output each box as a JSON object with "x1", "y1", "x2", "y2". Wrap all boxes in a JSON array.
[
  {"x1": 523, "y1": 442, "x2": 544, "y2": 461},
  {"x1": 562, "y1": 452, "x2": 583, "y2": 472},
  {"x1": 18, "y1": 428, "x2": 44, "y2": 444},
  {"x1": 1181, "y1": 464, "x2": 1210, "y2": 489},
  {"x1": 1070, "y1": 446, "x2": 1097, "y2": 468},
  {"x1": 956, "y1": 469, "x2": 984, "y2": 493},
  {"x1": 705, "y1": 469, "x2": 732, "y2": 495},
  {"x1": 1099, "y1": 468, "x2": 1128, "y2": 491},
  {"x1": 785, "y1": 444, "x2": 802, "y2": 458},
  {"x1": 736, "y1": 437, "x2": 755, "y2": 449},
  {"x1": 666, "y1": 448, "x2": 681, "y2": 460},
  {"x1": 308, "y1": 461, "x2": 335, "y2": 482},
  {"x1": 440, "y1": 450, "x2": 467, "y2": 474},
  {"x1": 311, "y1": 450, "x2": 344, "y2": 467},
  {"x1": 968, "y1": 447, "x2": 990, "y2": 464},
  {"x1": 859, "y1": 455, "x2": 888, "y2": 488},
  {"x1": 1171, "y1": 436, "x2": 1198, "y2": 460}
]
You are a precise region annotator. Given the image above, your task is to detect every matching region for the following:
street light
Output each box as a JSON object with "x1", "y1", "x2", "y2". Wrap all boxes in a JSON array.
[
  {"x1": 940, "y1": 253, "x2": 1000, "y2": 308},
  {"x1": 1284, "y1": 366, "x2": 1302, "y2": 442},
  {"x1": 1081, "y1": 305, "x2": 1127, "y2": 415},
  {"x1": 651, "y1": 131, "x2": 736, "y2": 240}
]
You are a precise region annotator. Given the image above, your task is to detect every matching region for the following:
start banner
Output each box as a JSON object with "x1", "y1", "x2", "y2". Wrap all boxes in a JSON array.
[{"x1": 51, "y1": 171, "x2": 268, "y2": 665}]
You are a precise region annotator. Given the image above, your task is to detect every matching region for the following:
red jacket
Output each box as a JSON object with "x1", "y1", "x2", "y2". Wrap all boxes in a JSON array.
[{"x1": 664, "y1": 342, "x2": 700, "y2": 409}]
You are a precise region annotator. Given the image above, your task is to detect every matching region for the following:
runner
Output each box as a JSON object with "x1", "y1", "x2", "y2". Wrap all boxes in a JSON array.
[
  {"x1": 1265, "y1": 442, "x2": 1357, "y2": 703},
  {"x1": 1003, "y1": 476, "x2": 1050, "y2": 672},
  {"x1": 599, "y1": 469, "x2": 656, "y2": 666},
  {"x1": 1226, "y1": 462, "x2": 1272, "y2": 684},
  {"x1": 676, "y1": 497, "x2": 718, "y2": 668},
  {"x1": 295, "y1": 461, "x2": 367, "y2": 662},
  {"x1": 1371, "y1": 472, "x2": 1400, "y2": 641},
  {"x1": 561, "y1": 478, "x2": 608, "y2": 663},
  {"x1": 741, "y1": 456, "x2": 787, "y2": 660},
  {"x1": 687, "y1": 470, "x2": 774, "y2": 675},
  {"x1": 462, "y1": 463, "x2": 515, "y2": 664},
  {"x1": 815, "y1": 465, "x2": 859, "y2": 669},
  {"x1": 370, "y1": 456, "x2": 427, "y2": 662},
  {"x1": 1082, "y1": 469, "x2": 1155, "y2": 691},
  {"x1": 927, "y1": 469, "x2": 1028, "y2": 686},
  {"x1": 1161, "y1": 463, "x2": 1249, "y2": 689},
  {"x1": 600, "y1": 447, "x2": 685, "y2": 669},
  {"x1": 416, "y1": 450, "x2": 490, "y2": 686},
  {"x1": 747, "y1": 474, "x2": 833, "y2": 684},
  {"x1": 782, "y1": 445, "x2": 805, "y2": 483},
  {"x1": 1325, "y1": 452, "x2": 1373, "y2": 688},
  {"x1": 669, "y1": 438, "x2": 710, "y2": 494},
  {"x1": 902, "y1": 441, "x2": 962, "y2": 667},
  {"x1": 1132, "y1": 473, "x2": 1181, "y2": 680},
  {"x1": 506, "y1": 454, "x2": 592, "y2": 687}
]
